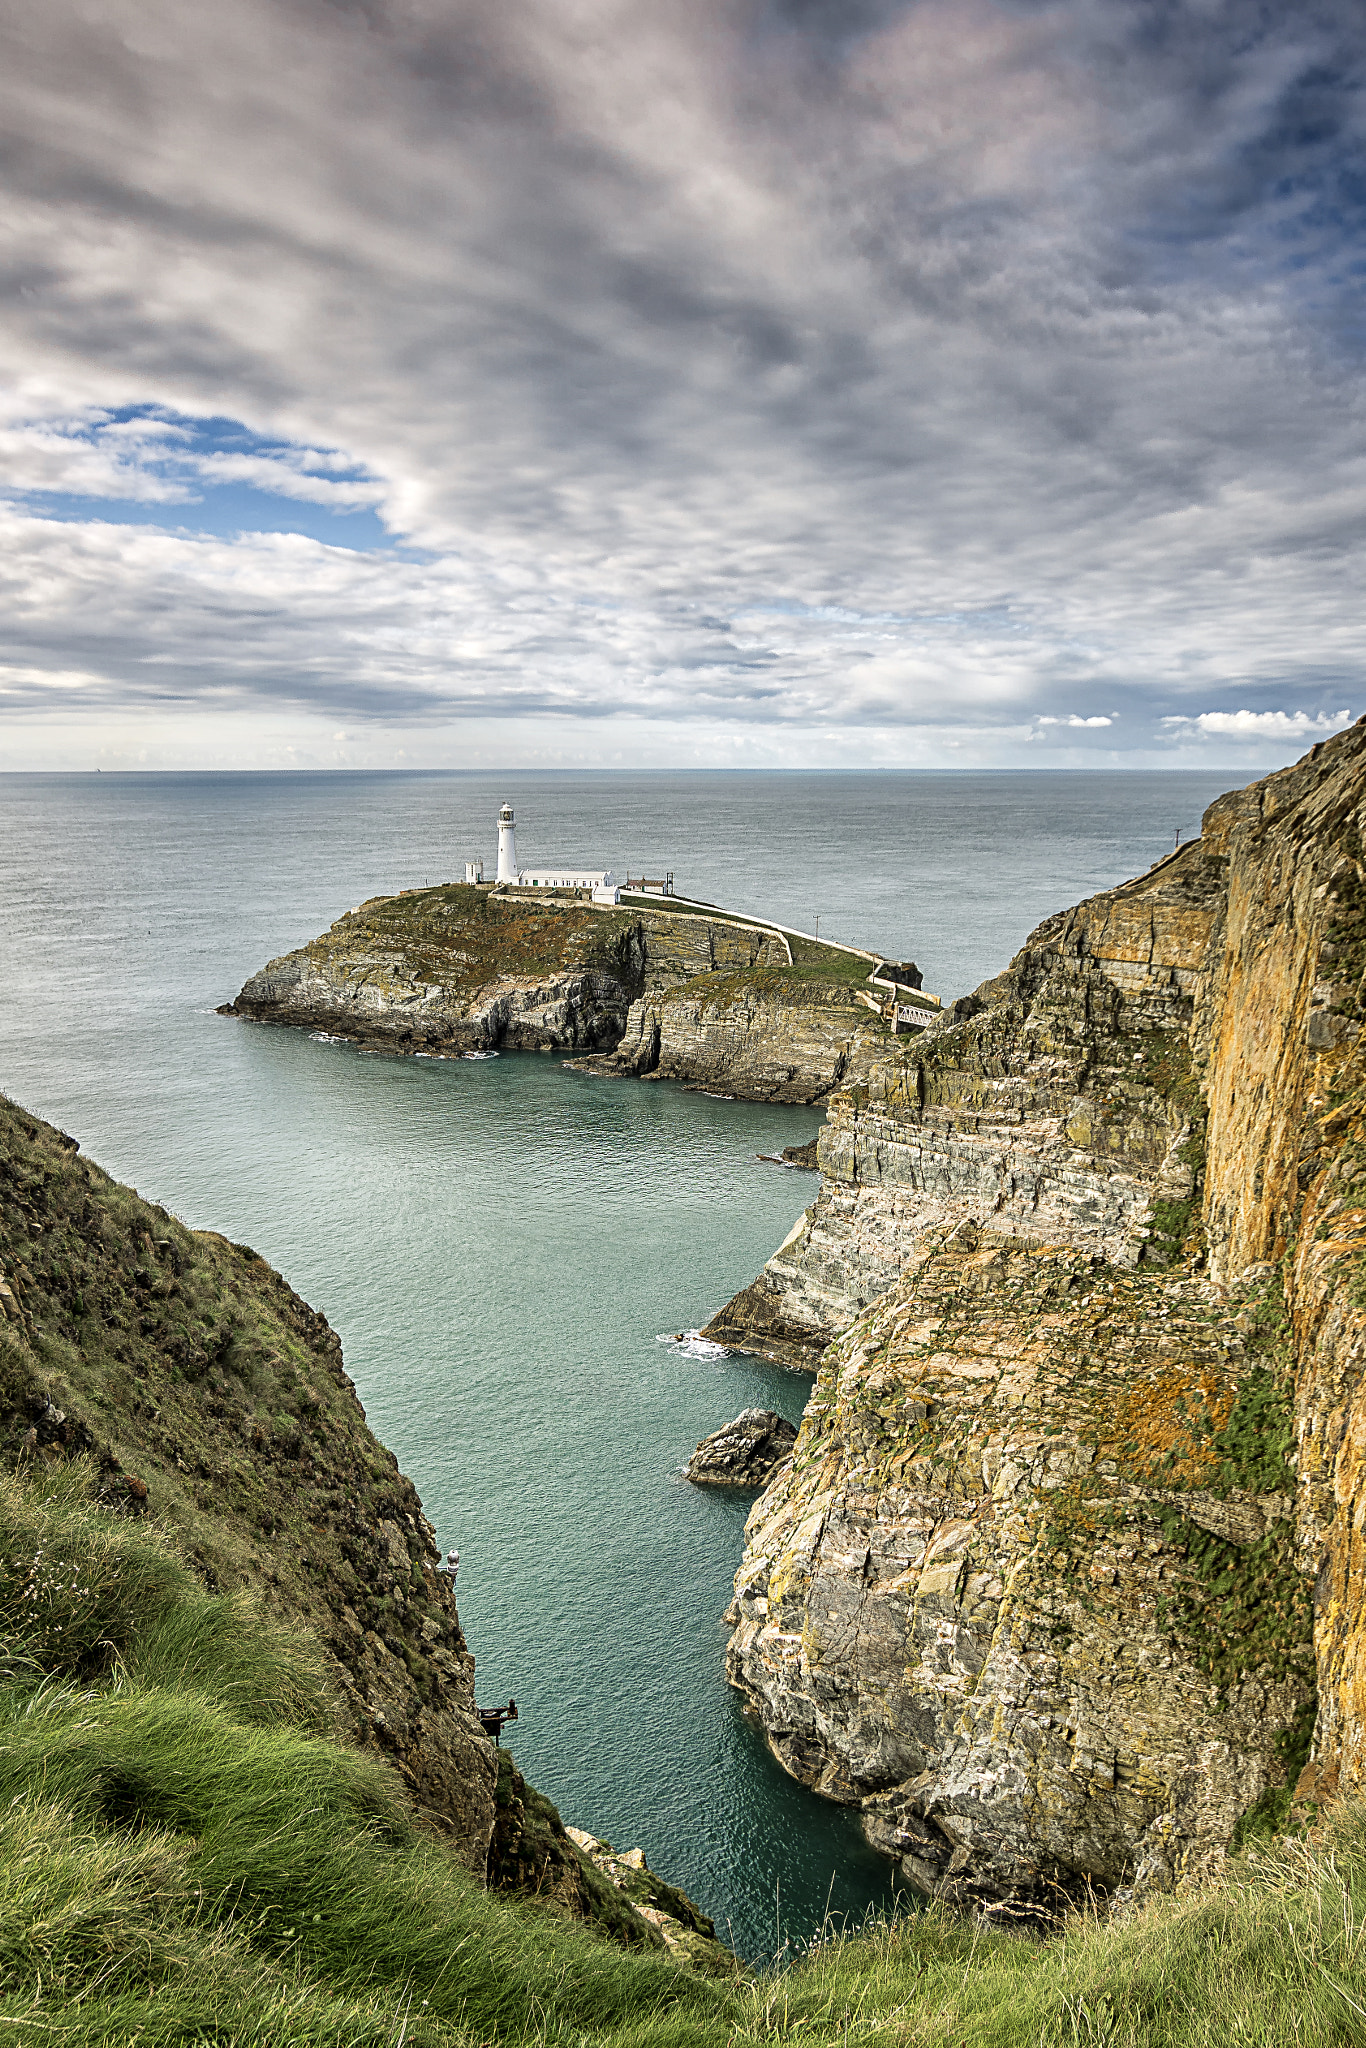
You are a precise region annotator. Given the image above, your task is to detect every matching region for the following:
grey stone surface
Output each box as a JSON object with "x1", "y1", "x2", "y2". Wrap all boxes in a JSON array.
[{"x1": 684, "y1": 1409, "x2": 797, "y2": 1488}]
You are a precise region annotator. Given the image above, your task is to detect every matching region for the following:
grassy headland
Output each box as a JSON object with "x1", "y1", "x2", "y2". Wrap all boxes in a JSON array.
[
  {"x1": 311, "y1": 884, "x2": 644, "y2": 994},
  {"x1": 1, "y1": 1455, "x2": 1364, "y2": 2046}
]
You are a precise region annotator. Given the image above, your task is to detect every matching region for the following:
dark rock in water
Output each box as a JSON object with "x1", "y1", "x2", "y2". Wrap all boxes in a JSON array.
[
  {"x1": 685, "y1": 1408, "x2": 796, "y2": 1487},
  {"x1": 780, "y1": 1140, "x2": 819, "y2": 1169}
]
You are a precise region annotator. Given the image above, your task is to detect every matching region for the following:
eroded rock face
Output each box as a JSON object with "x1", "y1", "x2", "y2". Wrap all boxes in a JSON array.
[
  {"x1": 720, "y1": 720, "x2": 1366, "y2": 1912},
  {"x1": 585, "y1": 978, "x2": 901, "y2": 1104},
  {"x1": 726, "y1": 1228, "x2": 1309, "y2": 1912},
  {"x1": 704, "y1": 837, "x2": 1218, "y2": 1364},
  {"x1": 229, "y1": 886, "x2": 650, "y2": 1054},
  {"x1": 685, "y1": 1409, "x2": 797, "y2": 1488},
  {"x1": 229, "y1": 885, "x2": 796, "y2": 1063}
]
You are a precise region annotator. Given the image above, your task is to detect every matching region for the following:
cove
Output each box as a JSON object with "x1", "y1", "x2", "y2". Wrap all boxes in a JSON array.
[{"x1": 238, "y1": 1026, "x2": 898, "y2": 1958}]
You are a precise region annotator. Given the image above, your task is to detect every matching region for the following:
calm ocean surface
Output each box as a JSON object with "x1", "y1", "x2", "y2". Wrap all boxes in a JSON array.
[{"x1": 0, "y1": 768, "x2": 1243, "y2": 1958}]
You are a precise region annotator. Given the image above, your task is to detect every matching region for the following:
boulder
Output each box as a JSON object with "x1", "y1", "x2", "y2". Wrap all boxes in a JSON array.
[{"x1": 685, "y1": 1409, "x2": 796, "y2": 1488}]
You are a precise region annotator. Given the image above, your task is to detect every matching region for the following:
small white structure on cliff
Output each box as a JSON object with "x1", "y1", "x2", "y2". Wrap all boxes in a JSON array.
[
  {"x1": 496, "y1": 803, "x2": 518, "y2": 883},
  {"x1": 488, "y1": 803, "x2": 619, "y2": 903}
]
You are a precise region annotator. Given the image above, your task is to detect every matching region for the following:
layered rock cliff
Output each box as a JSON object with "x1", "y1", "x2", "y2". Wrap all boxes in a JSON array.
[
  {"x1": 577, "y1": 970, "x2": 904, "y2": 1104},
  {"x1": 716, "y1": 722, "x2": 1366, "y2": 1914},
  {"x1": 0, "y1": 1094, "x2": 688, "y2": 1947},
  {"x1": 704, "y1": 836, "x2": 1216, "y2": 1364}
]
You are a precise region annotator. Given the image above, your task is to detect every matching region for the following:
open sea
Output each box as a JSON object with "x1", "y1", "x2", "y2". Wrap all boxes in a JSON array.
[{"x1": 0, "y1": 768, "x2": 1244, "y2": 1959}]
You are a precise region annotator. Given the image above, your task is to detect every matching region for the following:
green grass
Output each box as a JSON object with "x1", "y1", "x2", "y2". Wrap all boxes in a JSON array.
[
  {"x1": 4, "y1": 1460, "x2": 1366, "y2": 2046},
  {"x1": 0, "y1": 1093, "x2": 683, "y2": 1936},
  {"x1": 0, "y1": 1462, "x2": 730, "y2": 2045}
]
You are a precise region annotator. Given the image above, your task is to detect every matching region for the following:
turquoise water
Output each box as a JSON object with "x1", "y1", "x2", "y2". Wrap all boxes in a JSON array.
[{"x1": 0, "y1": 767, "x2": 1244, "y2": 1958}]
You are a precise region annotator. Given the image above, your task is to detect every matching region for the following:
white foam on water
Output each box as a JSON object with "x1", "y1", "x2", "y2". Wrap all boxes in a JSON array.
[
  {"x1": 309, "y1": 1031, "x2": 348, "y2": 1044},
  {"x1": 462, "y1": 1049, "x2": 499, "y2": 1060},
  {"x1": 656, "y1": 1329, "x2": 732, "y2": 1361}
]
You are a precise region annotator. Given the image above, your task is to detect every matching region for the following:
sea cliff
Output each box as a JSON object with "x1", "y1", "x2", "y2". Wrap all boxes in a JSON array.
[{"x1": 713, "y1": 721, "x2": 1366, "y2": 1914}]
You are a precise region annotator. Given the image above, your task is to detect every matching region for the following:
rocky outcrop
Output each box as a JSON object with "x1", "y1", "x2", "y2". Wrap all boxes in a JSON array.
[
  {"x1": 230, "y1": 881, "x2": 926, "y2": 1103},
  {"x1": 718, "y1": 721, "x2": 1366, "y2": 1915},
  {"x1": 227, "y1": 885, "x2": 650, "y2": 1054},
  {"x1": 564, "y1": 1829, "x2": 738, "y2": 1973},
  {"x1": 227, "y1": 884, "x2": 797, "y2": 1062},
  {"x1": 704, "y1": 838, "x2": 1217, "y2": 1364},
  {"x1": 578, "y1": 975, "x2": 913, "y2": 1104},
  {"x1": 0, "y1": 1094, "x2": 671, "y2": 1943},
  {"x1": 779, "y1": 1140, "x2": 820, "y2": 1169},
  {"x1": 685, "y1": 1409, "x2": 797, "y2": 1488},
  {"x1": 726, "y1": 1229, "x2": 1309, "y2": 1914}
]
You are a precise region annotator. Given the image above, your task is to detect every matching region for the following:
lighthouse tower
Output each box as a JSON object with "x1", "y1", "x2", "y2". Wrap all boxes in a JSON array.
[{"x1": 495, "y1": 803, "x2": 518, "y2": 884}]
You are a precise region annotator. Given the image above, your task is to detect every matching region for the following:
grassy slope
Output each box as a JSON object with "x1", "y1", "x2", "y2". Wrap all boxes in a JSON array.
[
  {"x1": 325, "y1": 890, "x2": 876, "y2": 1004},
  {"x1": 306, "y1": 885, "x2": 644, "y2": 993},
  {"x1": 5, "y1": 1462, "x2": 1366, "y2": 2047}
]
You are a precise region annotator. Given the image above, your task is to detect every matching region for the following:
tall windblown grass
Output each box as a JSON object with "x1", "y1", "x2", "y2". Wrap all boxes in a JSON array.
[{"x1": 4, "y1": 1461, "x2": 1366, "y2": 2045}]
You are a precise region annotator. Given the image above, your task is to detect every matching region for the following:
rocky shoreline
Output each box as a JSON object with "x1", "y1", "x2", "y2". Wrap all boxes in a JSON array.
[
  {"x1": 220, "y1": 728, "x2": 1366, "y2": 1921},
  {"x1": 701, "y1": 723, "x2": 1366, "y2": 1917}
]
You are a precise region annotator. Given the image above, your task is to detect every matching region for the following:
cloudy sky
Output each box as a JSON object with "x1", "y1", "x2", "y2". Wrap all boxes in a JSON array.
[{"x1": 1, "y1": 0, "x2": 1363, "y2": 770}]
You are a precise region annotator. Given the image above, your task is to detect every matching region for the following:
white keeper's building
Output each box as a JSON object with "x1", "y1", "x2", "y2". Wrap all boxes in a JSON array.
[{"x1": 466, "y1": 804, "x2": 619, "y2": 904}]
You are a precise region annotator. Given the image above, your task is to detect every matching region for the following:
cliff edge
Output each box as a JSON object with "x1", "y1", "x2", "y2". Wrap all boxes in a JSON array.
[
  {"x1": 714, "y1": 722, "x2": 1366, "y2": 1915},
  {"x1": 0, "y1": 1093, "x2": 701, "y2": 1947}
]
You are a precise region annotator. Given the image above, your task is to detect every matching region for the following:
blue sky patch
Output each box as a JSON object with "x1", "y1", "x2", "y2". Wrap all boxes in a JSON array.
[{"x1": 6, "y1": 405, "x2": 397, "y2": 551}]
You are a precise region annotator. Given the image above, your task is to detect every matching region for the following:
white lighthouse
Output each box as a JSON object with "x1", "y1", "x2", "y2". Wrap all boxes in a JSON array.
[{"x1": 495, "y1": 803, "x2": 518, "y2": 884}]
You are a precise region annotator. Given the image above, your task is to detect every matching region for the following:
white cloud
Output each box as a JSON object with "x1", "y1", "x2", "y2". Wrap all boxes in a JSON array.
[
  {"x1": 0, "y1": 409, "x2": 195, "y2": 502},
  {"x1": 1160, "y1": 708, "x2": 1354, "y2": 740},
  {"x1": 0, "y1": 0, "x2": 1362, "y2": 761},
  {"x1": 195, "y1": 451, "x2": 382, "y2": 508}
]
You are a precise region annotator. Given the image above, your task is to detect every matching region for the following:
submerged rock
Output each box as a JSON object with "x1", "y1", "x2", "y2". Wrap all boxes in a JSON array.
[{"x1": 685, "y1": 1409, "x2": 796, "y2": 1487}]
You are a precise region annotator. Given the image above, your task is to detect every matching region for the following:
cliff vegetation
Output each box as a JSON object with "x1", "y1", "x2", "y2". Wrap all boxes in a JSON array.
[
  {"x1": 0, "y1": 1093, "x2": 704, "y2": 1941},
  {"x1": 3, "y1": 1450, "x2": 1366, "y2": 2046}
]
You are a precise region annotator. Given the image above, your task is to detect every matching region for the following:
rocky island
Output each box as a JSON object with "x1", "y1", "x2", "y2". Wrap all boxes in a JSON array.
[
  {"x1": 702, "y1": 721, "x2": 1366, "y2": 1918},
  {"x1": 225, "y1": 883, "x2": 937, "y2": 1104}
]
